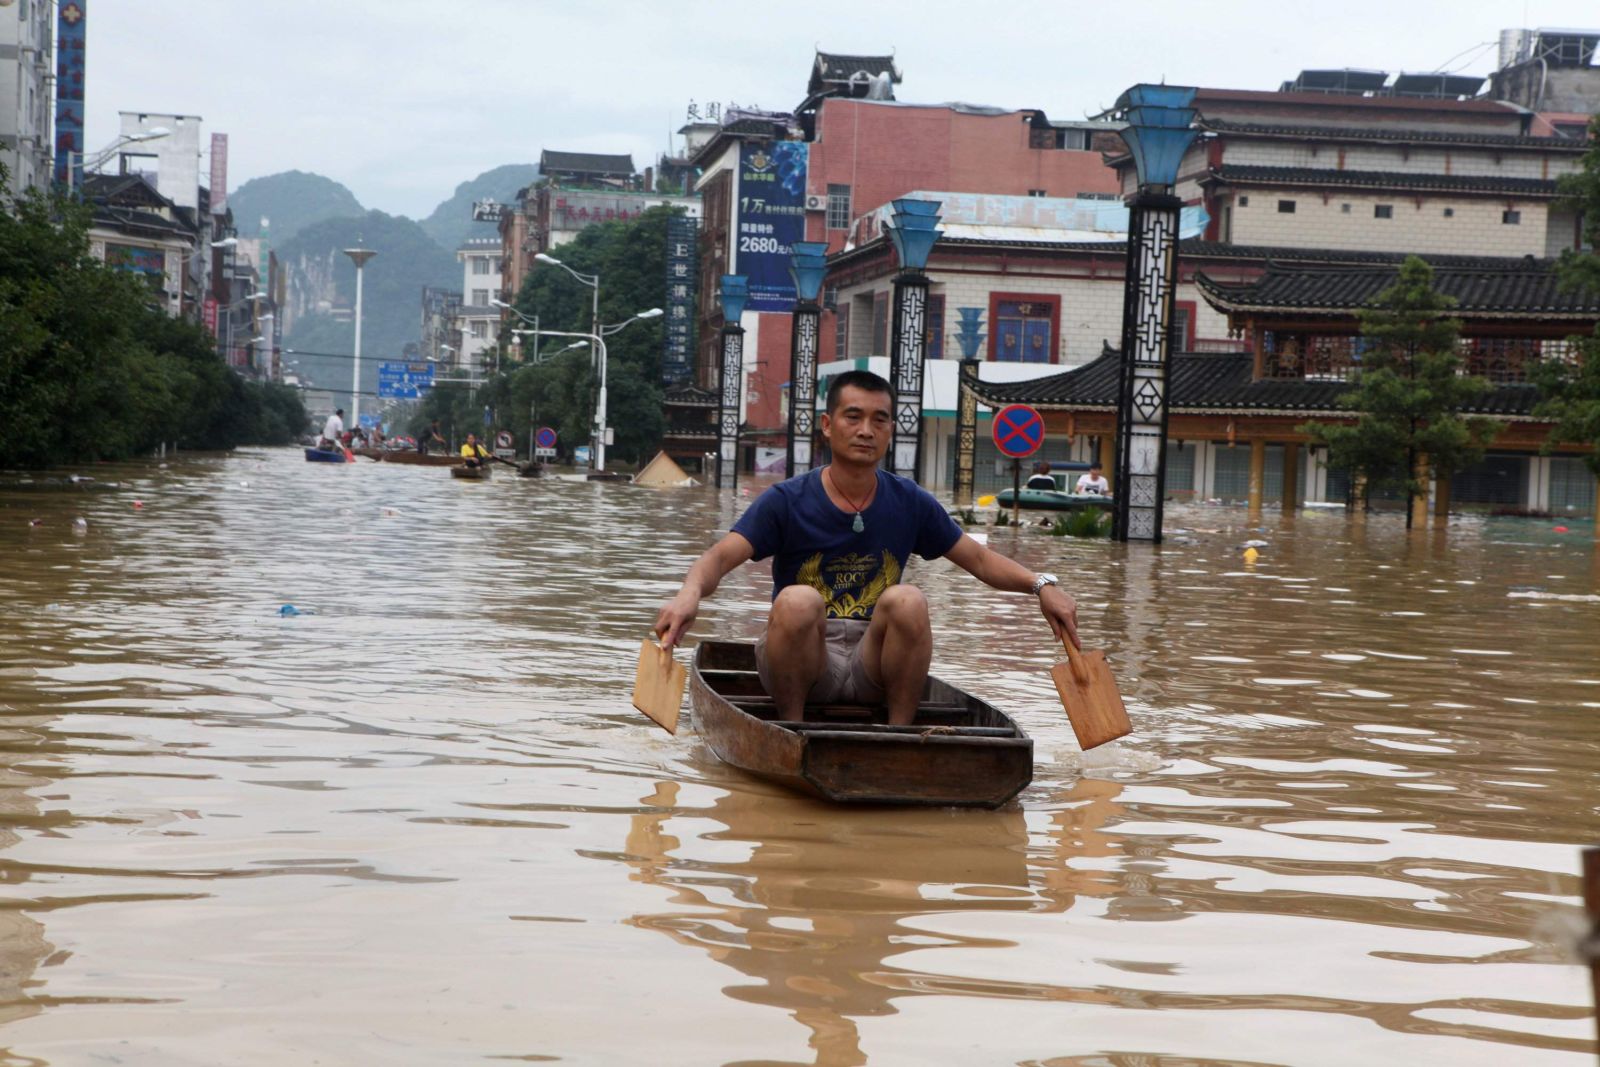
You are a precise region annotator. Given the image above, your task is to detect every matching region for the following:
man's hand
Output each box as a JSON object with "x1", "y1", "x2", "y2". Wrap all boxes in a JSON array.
[
  {"x1": 1040, "y1": 585, "x2": 1080, "y2": 650},
  {"x1": 654, "y1": 590, "x2": 701, "y2": 649}
]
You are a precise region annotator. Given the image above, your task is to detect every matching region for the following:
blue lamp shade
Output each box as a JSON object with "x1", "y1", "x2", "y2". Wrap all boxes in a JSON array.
[
  {"x1": 953, "y1": 306, "x2": 985, "y2": 359},
  {"x1": 1114, "y1": 83, "x2": 1199, "y2": 189},
  {"x1": 719, "y1": 274, "x2": 750, "y2": 322},
  {"x1": 788, "y1": 241, "x2": 830, "y2": 303},
  {"x1": 886, "y1": 197, "x2": 943, "y2": 271}
]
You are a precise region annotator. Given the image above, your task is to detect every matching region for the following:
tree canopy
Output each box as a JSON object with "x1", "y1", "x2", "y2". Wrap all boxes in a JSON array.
[
  {"x1": 1301, "y1": 256, "x2": 1497, "y2": 519},
  {"x1": 0, "y1": 171, "x2": 305, "y2": 468}
]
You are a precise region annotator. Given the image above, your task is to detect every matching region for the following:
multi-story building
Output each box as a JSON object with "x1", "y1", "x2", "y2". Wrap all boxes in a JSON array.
[
  {"x1": 420, "y1": 286, "x2": 462, "y2": 366},
  {"x1": 0, "y1": 0, "x2": 53, "y2": 196},
  {"x1": 457, "y1": 237, "x2": 502, "y2": 370},
  {"x1": 83, "y1": 173, "x2": 200, "y2": 319},
  {"x1": 687, "y1": 50, "x2": 1123, "y2": 468}
]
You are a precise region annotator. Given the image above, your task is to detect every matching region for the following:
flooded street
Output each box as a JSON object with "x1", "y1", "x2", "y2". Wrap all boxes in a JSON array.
[{"x1": 0, "y1": 448, "x2": 1596, "y2": 1065}]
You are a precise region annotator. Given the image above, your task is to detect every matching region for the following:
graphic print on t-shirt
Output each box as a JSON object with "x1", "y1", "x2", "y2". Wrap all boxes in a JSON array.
[{"x1": 795, "y1": 550, "x2": 901, "y2": 619}]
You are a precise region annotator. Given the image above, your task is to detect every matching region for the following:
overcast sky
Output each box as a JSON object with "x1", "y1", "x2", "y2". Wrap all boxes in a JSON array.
[{"x1": 86, "y1": 0, "x2": 1599, "y2": 220}]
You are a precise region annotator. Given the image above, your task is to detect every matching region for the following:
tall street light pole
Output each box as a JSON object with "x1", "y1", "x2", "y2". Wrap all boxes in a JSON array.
[
  {"x1": 343, "y1": 247, "x2": 377, "y2": 429},
  {"x1": 884, "y1": 198, "x2": 944, "y2": 483},
  {"x1": 1109, "y1": 85, "x2": 1198, "y2": 544},
  {"x1": 533, "y1": 252, "x2": 599, "y2": 365},
  {"x1": 534, "y1": 307, "x2": 661, "y2": 474},
  {"x1": 716, "y1": 276, "x2": 749, "y2": 491},
  {"x1": 785, "y1": 241, "x2": 829, "y2": 479}
]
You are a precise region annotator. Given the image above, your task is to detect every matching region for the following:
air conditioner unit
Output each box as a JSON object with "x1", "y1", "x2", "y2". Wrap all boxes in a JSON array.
[{"x1": 804, "y1": 194, "x2": 826, "y2": 211}]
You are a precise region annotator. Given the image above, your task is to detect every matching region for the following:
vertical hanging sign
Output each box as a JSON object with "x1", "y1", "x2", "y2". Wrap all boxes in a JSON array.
[
  {"x1": 735, "y1": 141, "x2": 807, "y2": 312},
  {"x1": 209, "y1": 133, "x2": 229, "y2": 215},
  {"x1": 662, "y1": 214, "x2": 698, "y2": 383},
  {"x1": 54, "y1": 2, "x2": 87, "y2": 186}
]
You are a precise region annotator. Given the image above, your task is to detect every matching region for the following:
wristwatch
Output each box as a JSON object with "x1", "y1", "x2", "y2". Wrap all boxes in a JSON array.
[{"x1": 1030, "y1": 572, "x2": 1059, "y2": 596}]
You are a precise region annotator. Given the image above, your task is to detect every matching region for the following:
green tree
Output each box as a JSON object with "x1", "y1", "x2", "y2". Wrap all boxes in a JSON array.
[
  {"x1": 1534, "y1": 114, "x2": 1600, "y2": 478},
  {"x1": 1301, "y1": 256, "x2": 1498, "y2": 524},
  {"x1": 507, "y1": 206, "x2": 674, "y2": 465},
  {"x1": 0, "y1": 168, "x2": 306, "y2": 468}
]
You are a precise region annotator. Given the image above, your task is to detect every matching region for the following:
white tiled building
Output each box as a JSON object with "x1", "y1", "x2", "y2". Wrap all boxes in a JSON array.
[
  {"x1": 457, "y1": 237, "x2": 502, "y2": 370},
  {"x1": 0, "y1": 0, "x2": 53, "y2": 196}
]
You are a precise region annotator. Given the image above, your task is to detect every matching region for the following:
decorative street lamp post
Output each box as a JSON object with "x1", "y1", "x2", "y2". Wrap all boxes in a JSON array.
[
  {"x1": 1109, "y1": 84, "x2": 1198, "y2": 543},
  {"x1": 716, "y1": 275, "x2": 749, "y2": 491},
  {"x1": 883, "y1": 198, "x2": 943, "y2": 482},
  {"x1": 342, "y1": 247, "x2": 377, "y2": 429},
  {"x1": 952, "y1": 307, "x2": 986, "y2": 507},
  {"x1": 786, "y1": 241, "x2": 829, "y2": 479}
]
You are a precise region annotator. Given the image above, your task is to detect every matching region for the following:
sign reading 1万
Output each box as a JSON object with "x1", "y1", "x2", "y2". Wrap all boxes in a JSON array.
[{"x1": 736, "y1": 141, "x2": 808, "y2": 313}]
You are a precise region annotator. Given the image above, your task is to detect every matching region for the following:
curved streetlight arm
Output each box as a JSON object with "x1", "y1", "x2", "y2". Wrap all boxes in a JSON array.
[
  {"x1": 533, "y1": 253, "x2": 599, "y2": 288},
  {"x1": 598, "y1": 308, "x2": 665, "y2": 337}
]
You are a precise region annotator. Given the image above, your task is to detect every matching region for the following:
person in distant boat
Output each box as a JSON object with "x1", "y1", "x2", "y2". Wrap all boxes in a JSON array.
[
  {"x1": 417, "y1": 420, "x2": 446, "y2": 454},
  {"x1": 654, "y1": 369, "x2": 1079, "y2": 727},
  {"x1": 1075, "y1": 464, "x2": 1110, "y2": 496},
  {"x1": 1026, "y1": 461, "x2": 1057, "y2": 491},
  {"x1": 460, "y1": 433, "x2": 491, "y2": 468},
  {"x1": 319, "y1": 408, "x2": 345, "y2": 449}
]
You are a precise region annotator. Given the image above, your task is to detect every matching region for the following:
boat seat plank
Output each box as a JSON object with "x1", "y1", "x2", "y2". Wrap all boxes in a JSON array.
[{"x1": 774, "y1": 722, "x2": 1017, "y2": 738}]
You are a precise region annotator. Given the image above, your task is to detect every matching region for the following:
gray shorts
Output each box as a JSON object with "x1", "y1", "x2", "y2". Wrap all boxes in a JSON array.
[{"x1": 754, "y1": 618, "x2": 885, "y2": 706}]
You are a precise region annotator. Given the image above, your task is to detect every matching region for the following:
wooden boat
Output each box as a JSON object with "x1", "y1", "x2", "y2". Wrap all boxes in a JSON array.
[
  {"x1": 351, "y1": 446, "x2": 385, "y2": 460},
  {"x1": 303, "y1": 446, "x2": 349, "y2": 463},
  {"x1": 379, "y1": 451, "x2": 463, "y2": 467},
  {"x1": 689, "y1": 641, "x2": 1032, "y2": 808},
  {"x1": 450, "y1": 464, "x2": 491, "y2": 480}
]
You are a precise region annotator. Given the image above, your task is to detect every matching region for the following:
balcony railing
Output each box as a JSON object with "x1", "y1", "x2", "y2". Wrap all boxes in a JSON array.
[{"x1": 1261, "y1": 332, "x2": 1579, "y2": 384}]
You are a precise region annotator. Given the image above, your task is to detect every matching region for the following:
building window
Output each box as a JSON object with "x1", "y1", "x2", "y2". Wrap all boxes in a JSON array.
[
  {"x1": 926, "y1": 294, "x2": 945, "y2": 359},
  {"x1": 472, "y1": 257, "x2": 493, "y2": 275},
  {"x1": 472, "y1": 288, "x2": 490, "y2": 305},
  {"x1": 1374, "y1": 204, "x2": 1393, "y2": 219},
  {"x1": 993, "y1": 299, "x2": 1055, "y2": 364},
  {"x1": 1077, "y1": 192, "x2": 1119, "y2": 201},
  {"x1": 1027, "y1": 189, "x2": 1047, "y2": 198},
  {"x1": 1277, "y1": 199, "x2": 1296, "y2": 214},
  {"x1": 1502, "y1": 209, "x2": 1521, "y2": 225},
  {"x1": 835, "y1": 303, "x2": 849, "y2": 358},
  {"x1": 1238, "y1": 195, "x2": 1249, "y2": 207},
  {"x1": 1341, "y1": 203, "x2": 1352, "y2": 214},
  {"x1": 470, "y1": 320, "x2": 488, "y2": 339},
  {"x1": 1169, "y1": 304, "x2": 1194, "y2": 353},
  {"x1": 1443, "y1": 207, "x2": 1455, "y2": 218},
  {"x1": 871, "y1": 291, "x2": 889, "y2": 355},
  {"x1": 826, "y1": 184, "x2": 852, "y2": 230}
]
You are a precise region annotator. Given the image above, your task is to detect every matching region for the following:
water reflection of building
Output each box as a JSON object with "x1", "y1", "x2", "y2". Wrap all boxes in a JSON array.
[
  {"x1": 0, "y1": 730, "x2": 55, "y2": 1031},
  {"x1": 619, "y1": 775, "x2": 1128, "y2": 1065}
]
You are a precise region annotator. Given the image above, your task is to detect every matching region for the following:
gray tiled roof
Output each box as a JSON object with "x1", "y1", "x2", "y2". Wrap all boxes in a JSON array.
[
  {"x1": 1208, "y1": 164, "x2": 1560, "y2": 198},
  {"x1": 539, "y1": 150, "x2": 635, "y2": 177},
  {"x1": 1200, "y1": 118, "x2": 1591, "y2": 152},
  {"x1": 969, "y1": 347, "x2": 1544, "y2": 417}
]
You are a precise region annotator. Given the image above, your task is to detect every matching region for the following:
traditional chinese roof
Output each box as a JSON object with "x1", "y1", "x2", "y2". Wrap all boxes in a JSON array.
[
  {"x1": 968, "y1": 346, "x2": 1543, "y2": 417},
  {"x1": 84, "y1": 174, "x2": 196, "y2": 241},
  {"x1": 538, "y1": 150, "x2": 636, "y2": 178},
  {"x1": 1198, "y1": 118, "x2": 1591, "y2": 152},
  {"x1": 1197, "y1": 260, "x2": 1600, "y2": 321},
  {"x1": 1204, "y1": 164, "x2": 1560, "y2": 198},
  {"x1": 664, "y1": 382, "x2": 717, "y2": 407},
  {"x1": 808, "y1": 52, "x2": 901, "y2": 95}
]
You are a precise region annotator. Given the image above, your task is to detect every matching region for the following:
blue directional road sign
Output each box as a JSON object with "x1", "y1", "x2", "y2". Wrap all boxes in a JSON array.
[
  {"x1": 991, "y1": 404, "x2": 1045, "y2": 459},
  {"x1": 377, "y1": 362, "x2": 436, "y2": 399}
]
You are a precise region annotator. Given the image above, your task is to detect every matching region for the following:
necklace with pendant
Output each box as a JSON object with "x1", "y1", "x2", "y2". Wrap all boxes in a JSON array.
[{"x1": 826, "y1": 467, "x2": 874, "y2": 533}]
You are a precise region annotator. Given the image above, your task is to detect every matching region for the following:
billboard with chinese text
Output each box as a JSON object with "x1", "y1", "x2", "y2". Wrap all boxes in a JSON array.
[
  {"x1": 735, "y1": 142, "x2": 807, "y2": 313},
  {"x1": 662, "y1": 214, "x2": 698, "y2": 383}
]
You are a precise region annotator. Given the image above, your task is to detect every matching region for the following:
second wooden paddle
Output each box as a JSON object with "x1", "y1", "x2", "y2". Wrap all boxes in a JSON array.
[
  {"x1": 631, "y1": 634, "x2": 686, "y2": 735},
  {"x1": 1049, "y1": 632, "x2": 1131, "y2": 750}
]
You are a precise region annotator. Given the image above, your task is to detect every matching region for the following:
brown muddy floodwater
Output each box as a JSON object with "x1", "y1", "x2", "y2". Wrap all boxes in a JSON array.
[{"x1": 0, "y1": 448, "x2": 1596, "y2": 1066}]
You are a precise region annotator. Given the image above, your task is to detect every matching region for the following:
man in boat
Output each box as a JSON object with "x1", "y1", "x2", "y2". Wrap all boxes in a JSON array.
[
  {"x1": 417, "y1": 420, "x2": 446, "y2": 455},
  {"x1": 319, "y1": 408, "x2": 345, "y2": 450},
  {"x1": 460, "y1": 433, "x2": 491, "y2": 468},
  {"x1": 1074, "y1": 464, "x2": 1110, "y2": 496},
  {"x1": 1026, "y1": 461, "x2": 1057, "y2": 491},
  {"x1": 655, "y1": 369, "x2": 1078, "y2": 726}
]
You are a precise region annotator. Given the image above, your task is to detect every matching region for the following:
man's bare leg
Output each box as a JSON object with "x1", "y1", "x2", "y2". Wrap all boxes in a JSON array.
[
  {"x1": 764, "y1": 586, "x2": 827, "y2": 722},
  {"x1": 859, "y1": 585, "x2": 932, "y2": 726}
]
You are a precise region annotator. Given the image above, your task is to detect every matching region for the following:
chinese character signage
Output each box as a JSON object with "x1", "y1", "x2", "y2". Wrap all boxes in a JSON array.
[
  {"x1": 662, "y1": 214, "x2": 698, "y2": 383},
  {"x1": 210, "y1": 133, "x2": 228, "y2": 215},
  {"x1": 471, "y1": 198, "x2": 504, "y2": 222},
  {"x1": 735, "y1": 141, "x2": 808, "y2": 312},
  {"x1": 54, "y1": 1, "x2": 87, "y2": 186},
  {"x1": 377, "y1": 362, "x2": 436, "y2": 399}
]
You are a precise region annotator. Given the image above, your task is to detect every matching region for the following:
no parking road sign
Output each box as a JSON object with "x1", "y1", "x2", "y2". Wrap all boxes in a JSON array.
[
  {"x1": 991, "y1": 404, "x2": 1045, "y2": 459},
  {"x1": 534, "y1": 425, "x2": 558, "y2": 458}
]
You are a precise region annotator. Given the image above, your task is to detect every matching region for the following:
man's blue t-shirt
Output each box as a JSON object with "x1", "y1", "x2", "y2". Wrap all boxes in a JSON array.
[{"x1": 731, "y1": 468, "x2": 963, "y2": 619}]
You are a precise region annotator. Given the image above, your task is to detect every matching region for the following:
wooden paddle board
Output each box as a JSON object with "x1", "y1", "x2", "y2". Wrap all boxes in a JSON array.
[
  {"x1": 631, "y1": 636, "x2": 686, "y2": 735},
  {"x1": 1049, "y1": 633, "x2": 1131, "y2": 750}
]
